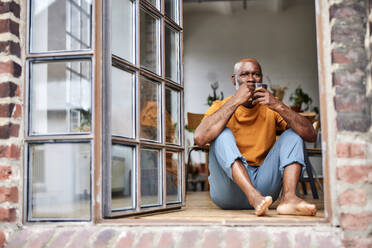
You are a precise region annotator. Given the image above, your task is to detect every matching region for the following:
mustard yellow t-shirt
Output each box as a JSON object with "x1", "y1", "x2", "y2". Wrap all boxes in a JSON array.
[{"x1": 204, "y1": 96, "x2": 287, "y2": 166}]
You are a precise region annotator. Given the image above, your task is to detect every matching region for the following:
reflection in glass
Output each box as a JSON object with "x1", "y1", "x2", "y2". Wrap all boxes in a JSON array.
[
  {"x1": 145, "y1": 0, "x2": 158, "y2": 9},
  {"x1": 140, "y1": 77, "x2": 160, "y2": 141},
  {"x1": 165, "y1": 0, "x2": 178, "y2": 22},
  {"x1": 165, "y1": 88, "x2": 180, "y2": 144},
  {"x1": 112, "y1": 67, "x2": 134, "y2": 138},
  {"x1": 140, "y1": 8, "x2": 159, "y2": 74},
  {"x1": 165, "y1": 25, "x2": 179, "y2": 83},
  {"x1": 30, "y1": 0, "x2": 92, "y2": 52},
  {"x1": 112, "y1": 0, "x2": 133, "y2": 62},
  {"x1": 30, "y1": 143, "x2": 91, "y2": 219},
  {"x1": 111, "y1": 144, "x2": 134, "y2": 210},
  {"x1": 166, "y1": 151, "x2": 180, "y2": 203},
  {"x1": 30, "y1": 60, "x2": 92, "y2": 135},
  {"x1": 141, "y1": 148, "x2": 161, "y2": 206}
]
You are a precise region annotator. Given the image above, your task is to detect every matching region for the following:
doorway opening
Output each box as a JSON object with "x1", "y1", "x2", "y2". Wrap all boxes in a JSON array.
[{"x1": 146, "y1": 0, "x2": 324, "y2": 222}]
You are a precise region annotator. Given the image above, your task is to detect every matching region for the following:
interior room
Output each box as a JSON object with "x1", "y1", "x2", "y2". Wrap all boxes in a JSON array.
[{"x1": 137, "y1": 0, "x2": 324, "y2": 221}]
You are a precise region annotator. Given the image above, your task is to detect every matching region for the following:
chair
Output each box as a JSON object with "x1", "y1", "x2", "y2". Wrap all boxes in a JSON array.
[
  {"x1": 300, "y1": 119, "x2": 323, "y2": 199},
  {"x1": 186, "y1": 112, "x2": 209, "y2": 191}
]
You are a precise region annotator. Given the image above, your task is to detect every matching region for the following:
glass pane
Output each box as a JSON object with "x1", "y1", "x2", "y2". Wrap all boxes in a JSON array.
[
  {"x1": 165, "y1": 25, "x2": 179, "y2": 83},
  {"x1": 145, "y1": 0, "x2": 159, "y2": 9},
  {"x1": 140, "y1": 77, "x2": 160, "y2": 141},
  {"x1": 30, "y1": 60, "x2": 92, "y2": 135},
  {"x1": 140, "y1": 8, "x2": 160, "y2": 74},
  {"x1": 165, "y1": 88, "x2": 180, "y2": 144},
  {"x1": 112, "y1": 67, "x2": 134, "y2": 138},
  {"x1": 30, "y1": 0, "x2": 92, "y2": 52},
  {"x1": 166, "y1": 151, "x2": 180, "y2": 203},
  {"x1": 165, "y1": 0, "x2": 178, "y2": 23},
  {"x1": 141, "y1": 148, "x2": 162, "y2": 206},
  {"x1": 29, "y1": 143, "x2": 91, "y2": 219},
  {"x1": 112, "y1": 0, "x2": 133, "y2": 62},
  {"x1": 111, "y1": 144, "x2": 134, "y2": 210}
]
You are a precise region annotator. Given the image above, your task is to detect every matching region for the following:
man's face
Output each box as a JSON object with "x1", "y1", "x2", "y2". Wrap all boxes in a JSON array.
[{"x1": 235, "y1": 61, "x2": 262, "y2": 88}]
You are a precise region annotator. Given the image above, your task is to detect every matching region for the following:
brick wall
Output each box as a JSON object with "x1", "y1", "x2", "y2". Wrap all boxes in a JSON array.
[
  {"x1": 0, "y1": 0, "x2": 22, "y2": 247},
  {"x1": 330, "y1": 0, "x2": 372, "y2": 247},
  {"x1": 0, "y1": 0, "x2": 371, "y2": 247}
]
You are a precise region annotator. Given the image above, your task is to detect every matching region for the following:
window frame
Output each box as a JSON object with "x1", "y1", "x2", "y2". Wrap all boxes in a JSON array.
[
  {"x1": 24, "y1": 0, "x2": 96, "y2": 222},
  {"x1": 102, "y1": 0, "x2": 185, "y2": 218}
]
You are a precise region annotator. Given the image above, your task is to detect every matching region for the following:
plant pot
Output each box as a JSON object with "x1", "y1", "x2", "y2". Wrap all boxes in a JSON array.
[{"x1": 290, "y1": 106, "x2": 301, "y2": 112}]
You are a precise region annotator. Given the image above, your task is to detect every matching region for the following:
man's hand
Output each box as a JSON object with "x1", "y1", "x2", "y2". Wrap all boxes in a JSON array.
[
  {"x1": 252, "y1": 87, "x2": 280, "y2": 109},
  {"x1": 234, "y1": 83, "x2": 254, "y2": 105}
]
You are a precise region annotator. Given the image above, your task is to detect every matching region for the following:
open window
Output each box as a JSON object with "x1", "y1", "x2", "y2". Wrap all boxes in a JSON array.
[{"x1": 24, "y1": 0, "x2": 327, "y2": 223}]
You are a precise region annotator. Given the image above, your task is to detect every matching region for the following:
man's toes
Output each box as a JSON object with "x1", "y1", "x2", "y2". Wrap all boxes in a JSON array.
[{"x1": 255, "y1": 196, "x2": 272, "y2": 216}]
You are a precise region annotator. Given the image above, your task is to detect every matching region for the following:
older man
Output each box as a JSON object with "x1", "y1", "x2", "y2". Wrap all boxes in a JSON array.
[{"x1": 194, "y1": 58, "x2": 317, "y2": 216}]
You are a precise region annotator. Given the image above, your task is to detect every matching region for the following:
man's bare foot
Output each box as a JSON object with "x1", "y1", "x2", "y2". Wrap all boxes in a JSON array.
[
  {"x1": 254, "y1": 196, "x2": 272, "y2": 216},
  {"x1": 277, "y1": 195, "x2": 317, "y2": 216}
]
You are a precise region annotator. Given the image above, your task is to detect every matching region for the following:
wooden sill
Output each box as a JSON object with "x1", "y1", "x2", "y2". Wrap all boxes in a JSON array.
[{"x1": 102, "y1": 190, "x2": 327, "y2": 226}]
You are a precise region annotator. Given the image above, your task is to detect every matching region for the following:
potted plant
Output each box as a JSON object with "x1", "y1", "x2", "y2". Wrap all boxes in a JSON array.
[
  {"x1": 289, "y1": 87, "x2": 312, "y2": 112},
  {"x1": 206, "y1": 81, "x2": 224, "y2": 106}
]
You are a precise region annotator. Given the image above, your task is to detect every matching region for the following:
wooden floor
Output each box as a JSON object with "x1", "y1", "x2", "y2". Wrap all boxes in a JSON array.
[{"x1": 133, "y1": 191, "x2": 325, "y2": 224}]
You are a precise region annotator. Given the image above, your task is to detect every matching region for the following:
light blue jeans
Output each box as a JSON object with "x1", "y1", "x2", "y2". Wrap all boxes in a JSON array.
[{"x1": 209, "y1": 128, "x2": 305, "y2": 210}]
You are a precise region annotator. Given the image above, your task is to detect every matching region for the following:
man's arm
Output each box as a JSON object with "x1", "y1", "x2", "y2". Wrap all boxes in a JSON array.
[
  {"x1": 194, "y1": 83, "x2": 253, "y2": 146},
  {"x1": 253, "y1": 88, "x2": 317, "y2": 142}
]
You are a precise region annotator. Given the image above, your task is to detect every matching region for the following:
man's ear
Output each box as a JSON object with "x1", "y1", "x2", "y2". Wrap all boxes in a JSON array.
[{"x1": 231, "y1": 75, "x2": 236, "y2": 85}]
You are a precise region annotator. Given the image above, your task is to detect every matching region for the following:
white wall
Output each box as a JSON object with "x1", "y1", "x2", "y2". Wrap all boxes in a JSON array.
[{"x1": 184, "y1": 0, "x2": 321, "y2": 174}]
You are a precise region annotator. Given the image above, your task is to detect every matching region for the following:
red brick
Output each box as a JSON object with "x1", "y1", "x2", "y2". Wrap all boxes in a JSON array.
[
  {"x1": 92, "y1": 229, "x2": 116, "y2": 248},
  {"x1": 0, "y1": 40, "x2": 20, "y2": 57},
  {"x1": 48, "y1": 230, "x2": 74, "y2": 248},
  {"x1": 225, "y1": 230, "x2": 243, "y2": 248},
  {"x1": 0, "y1": 230, "x2": 5, "y2": 248},
  {"x1": 249, "y1": 231, "x2": 266, "y2": 248},
  {"x1": 332, "y1": 50, "x2": 352, "y2": 64},
  {"x1": 0, "y1": 103, "x2": 15, "y2": 117},
  {"x1": 0, "y1": 60, "x2": 21, "y2": 77},
  {"x1": 0, "y1": 207, "x2": 16, "y2": 222},
  {"x1": 136, "y1": 232, "x2": 154, "y2": 248},
  {"x1": 330, "y1": 5, "x2": 363, "y2": 20},
  {"x1": 0, "y1": 144, "x2": 20, "y2": 159},
  {"x1": 0, "y1": 186, "x2": 18, "y2": 203},
  {"x1": 342, "y1": 237, "x2": 372, "y2": 248},
  {"x1": 334, "y1": 95, "x2": 367, "y2": 113},
  {"x1": 0, "y1": 166, "x2": 12, "y2": 180},
  {"x1": 68, "y1": 229, "x2": 96, "y2": 248},
  {"x1": 295, "y1": 232, "x2": 311, "y2": 248},
  {"x1": 179, "y1": 231, "x2": 198, "y2": 248},
  {"x1": 12, "y1": 104, "x2": 21, "y2": 118},
  {"x1": 6, "y1": 229, "x2": 34, "y2": 247},
  {"x1": 0, "y1": 82, "x2": 18, "y2": 98},
  {"x1": 201, "y1": 230, "x2": 221, "y2": 248},
  {"x1": 338, "y1": 189, "x2": 366, "y2": 206},
  {"x1": 0, "y1": 2, "x2": 20, "y2": 18},
  {"x1": 28, "y1": 230, "x2": 55, "y2": 248},
  {"x1": 115, "y1": 231, "x2": 135, "y2": 248},
  {"x1": 337, "y1": 166, "x2": 372, "y2": 184},
  {"x1": 0, "y1": 19, "x2": 19, "y2": 36},
  {"x1": 0, "y1": 123, "x2": 19, "y2": 139},
  {"x1": 332, "y1": 69, "x2": 364, "y2": 88},
  {"x1": 340, "y1": 212, "x2": 372, "y2": 230},
  {"x1": 337, "y1": 143, "x2": 367, "y2": 158},
  {"x1": 157, "y1": 232, "x2": 175, "y2": 248},
  {"x1": 316, "y1": 235, "x2": 338, "y2": 248},
  {"x1": 274, "y1": 232, "x2": 290, "y2": 248}
]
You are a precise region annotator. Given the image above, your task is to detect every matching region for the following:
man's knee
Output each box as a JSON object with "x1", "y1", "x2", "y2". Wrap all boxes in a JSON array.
[
  {"x1": 279, "y1": 129, "x2": 303, "y2": 145},
  {"x1": 212, "y1": 128, "x2": 235, "y2": 146}
]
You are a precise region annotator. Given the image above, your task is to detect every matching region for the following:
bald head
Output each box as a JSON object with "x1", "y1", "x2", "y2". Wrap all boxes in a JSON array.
[{"x1": 233, "y1": 58, "x2": 262, "y2": 75}]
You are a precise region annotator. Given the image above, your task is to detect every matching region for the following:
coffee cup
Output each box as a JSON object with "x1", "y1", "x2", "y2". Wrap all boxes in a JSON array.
[{"x1": 254, "y1": 83, "x2": 267, "y2": 89}]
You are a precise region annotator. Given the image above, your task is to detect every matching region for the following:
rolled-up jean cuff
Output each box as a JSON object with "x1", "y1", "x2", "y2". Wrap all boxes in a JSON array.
[
  {"x1": 280, "y1": 160, "x2": 306, "y2": 177},
  {"x1": 225, "y1": 155, "x2": 248, "y2": 180}
]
